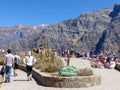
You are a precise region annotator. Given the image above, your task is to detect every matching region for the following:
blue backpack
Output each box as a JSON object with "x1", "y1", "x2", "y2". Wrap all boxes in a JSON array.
[{"x1": 14, "y1": 56, "x2": 18, "y2": 63}]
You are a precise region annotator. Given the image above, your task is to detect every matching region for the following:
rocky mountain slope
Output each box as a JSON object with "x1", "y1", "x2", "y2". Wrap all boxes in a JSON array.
[
  {"x1": 0, "y1": 4, "x2": 120, "y2": 56},
  {"x1": 95, "y1": 4, "x2": 120, "y2": 55}
]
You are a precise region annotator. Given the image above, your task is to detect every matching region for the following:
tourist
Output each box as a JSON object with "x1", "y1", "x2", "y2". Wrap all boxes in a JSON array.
[
  {"x1": 3, "y1": 49, "x2": 14, "y2": 83},
  {"x1": 112, "y1": 54, "x2": 118, "y2": 64},
  {"x1": 13, "y1": 52, "x2": 21, "y2": 76},
  {"x1": 23, "y1": 50, "x2": 36, "y2": 81},
  {"x1": 109, "y1": 60, "x2": 116, "y2": 69}
]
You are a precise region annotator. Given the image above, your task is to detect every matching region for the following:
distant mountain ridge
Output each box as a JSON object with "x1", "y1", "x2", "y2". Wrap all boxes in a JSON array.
[{"x1": 0, "y1": 4, "x2": 120, "y2": 56}]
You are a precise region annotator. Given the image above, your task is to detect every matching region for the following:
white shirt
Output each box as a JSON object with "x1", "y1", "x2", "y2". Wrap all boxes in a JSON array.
[
  {"x1": 23, "y1": 56, "x2": 36, "y2": 66},
  {"x1": 109, "y1": 61, "x2": 116, "y2": 69}
]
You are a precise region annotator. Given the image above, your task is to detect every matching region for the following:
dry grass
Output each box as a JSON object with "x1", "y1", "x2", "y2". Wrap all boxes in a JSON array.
[
  {"x1": 78, "y1": 67, "x2": 93, "y2": 76},
  {"x1": 32, "y1": 50, "x2": 63, "y2": 73},
  {"x1": 32, "y1": 47, "x2": 64, "y2": 73},
  {"x1": 0, "y1": 53, "x2": 5, "y2": 63}
]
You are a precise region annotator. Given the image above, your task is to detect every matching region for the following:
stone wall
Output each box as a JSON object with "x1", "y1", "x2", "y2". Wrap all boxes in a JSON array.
[
  {"x1": 115, "y1": 63, "x2": 120, "y2": 71},
  {"x1": 18, "y1": 65, "x2": 101, "y2": 88}
]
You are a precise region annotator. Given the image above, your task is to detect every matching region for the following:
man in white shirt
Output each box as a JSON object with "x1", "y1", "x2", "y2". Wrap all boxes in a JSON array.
[{"x1": 3, "y1": 49, "x2": 14, "y2": 83}]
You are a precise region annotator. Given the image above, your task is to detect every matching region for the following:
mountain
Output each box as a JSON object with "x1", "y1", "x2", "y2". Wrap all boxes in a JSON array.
[
  {"x1": 95, "y1": 4, "x2": 120, "y2": 55},
  {"x1": 0, "y1": 24, "x2": 39, "y2": 47},
  {"x1": 0, "y1": 4, "x2": 120, "y2": 56}
]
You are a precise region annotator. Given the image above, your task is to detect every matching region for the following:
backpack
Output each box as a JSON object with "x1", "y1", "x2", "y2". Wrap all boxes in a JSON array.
[{"x1": 14, "y1": 56, "x2": 18, "y2": 63}]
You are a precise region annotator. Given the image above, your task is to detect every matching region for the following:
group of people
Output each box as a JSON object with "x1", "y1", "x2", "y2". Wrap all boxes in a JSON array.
[
  {"x1": 91, "y1": 53, "x2": 118, "y2": 69},
  {"x1": 2, "y1": 49, "x2": 36, "y2": 83}
]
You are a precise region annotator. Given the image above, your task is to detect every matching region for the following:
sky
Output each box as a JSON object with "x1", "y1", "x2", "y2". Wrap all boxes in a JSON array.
[{"x1": 0, "y1": 0, "x2": 119, "y2": 27}]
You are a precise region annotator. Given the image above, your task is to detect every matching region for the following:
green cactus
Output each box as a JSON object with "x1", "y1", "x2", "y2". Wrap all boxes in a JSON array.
[{"x1": 67, "y1": 51, "x2": 70, "y2": 66}]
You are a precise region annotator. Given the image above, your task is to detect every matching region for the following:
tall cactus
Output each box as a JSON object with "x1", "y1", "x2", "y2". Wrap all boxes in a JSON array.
[{"x1": 67, "y1": 50, "x2": 70, "y2": 66}]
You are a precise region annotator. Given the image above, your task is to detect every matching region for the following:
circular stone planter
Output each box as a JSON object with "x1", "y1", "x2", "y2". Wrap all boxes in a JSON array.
[{"x1": 19, "y1": 65, "x2": 101, "y2": 88}]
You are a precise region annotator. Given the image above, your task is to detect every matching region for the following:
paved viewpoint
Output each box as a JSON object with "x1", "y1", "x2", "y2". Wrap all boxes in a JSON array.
[{"x1": 2, "y1": 58, "x2": 120, "y2": 90}]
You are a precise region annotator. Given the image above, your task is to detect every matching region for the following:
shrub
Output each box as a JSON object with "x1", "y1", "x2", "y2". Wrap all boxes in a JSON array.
[
  {"x1": 32, "y1": 49, "x2": 64, "y2": 73},
  {"x1": 78, "y1": 67, "x2": 93, "y2": 76},
  {"x1": 0, "y1": 53, "x2": 5, "y2": 63},
  {"x1": 38, "y1": 57, "x2": 63, "y2": 73}
]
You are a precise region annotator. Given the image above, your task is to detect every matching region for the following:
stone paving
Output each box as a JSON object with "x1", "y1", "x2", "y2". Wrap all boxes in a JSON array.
[{"x1": 1, "y1": 58, "x2": 120, "y2": 90}]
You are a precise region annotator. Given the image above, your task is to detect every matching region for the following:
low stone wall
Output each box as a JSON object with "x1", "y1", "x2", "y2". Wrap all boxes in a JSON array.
[
  {"x1": 115, "y1": 63, "x2": 120, "y2": 71},
  {"x1": 18, "y1": 65, "x2": 101, "y2": 88},
  {"x1": 0, "y1": 74, "x2": 3, "y2": 89},
  {"x1": 0, "y1": 63, "x2": 4, "y2": 89}
]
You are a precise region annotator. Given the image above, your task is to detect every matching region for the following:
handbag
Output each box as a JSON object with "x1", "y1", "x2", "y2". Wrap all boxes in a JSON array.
[{"x1": 0, "y1": 66, "x2": 5, "y2": 76}]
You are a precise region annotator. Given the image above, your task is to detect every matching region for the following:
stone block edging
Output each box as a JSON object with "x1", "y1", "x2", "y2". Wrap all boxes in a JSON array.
[
  {"x1": 115, "y1": 63, "x2": 120, "y2": 71},
  {"x1": 18, "y1": 65, "x2": 101, "y2": 88}
]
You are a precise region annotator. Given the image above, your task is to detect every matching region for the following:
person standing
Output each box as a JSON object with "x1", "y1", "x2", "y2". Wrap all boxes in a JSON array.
[
  {"x1": 13, "y1": 52, "x2": 21, "y2": 76},
  {"x1": 23, "y1": 50, "x2": 36, "y2": 81},
  {"x1": 3, "y1": 49, "x2": 14, "y2": 83}
]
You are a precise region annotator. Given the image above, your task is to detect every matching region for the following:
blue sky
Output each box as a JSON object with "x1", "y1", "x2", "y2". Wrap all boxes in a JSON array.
[{"x1": 0, "y1": 0, "x2": 119, "y2": 27}]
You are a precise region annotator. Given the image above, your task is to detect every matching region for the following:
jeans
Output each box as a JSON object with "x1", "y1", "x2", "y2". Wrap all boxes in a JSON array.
[{"x1": 5, "y1": 66, "x2": 12, "y2": 82}]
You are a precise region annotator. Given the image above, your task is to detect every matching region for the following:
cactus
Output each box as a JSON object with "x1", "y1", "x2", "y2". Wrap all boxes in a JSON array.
[{"x1": 67, "y1": 50, "x2": 70, "y2": 66}]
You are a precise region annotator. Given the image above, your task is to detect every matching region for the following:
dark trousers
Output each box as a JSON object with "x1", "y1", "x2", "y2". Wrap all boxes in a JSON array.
[{"x1": 26, "y1": 65, "x2": 33, "y2": 76}]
